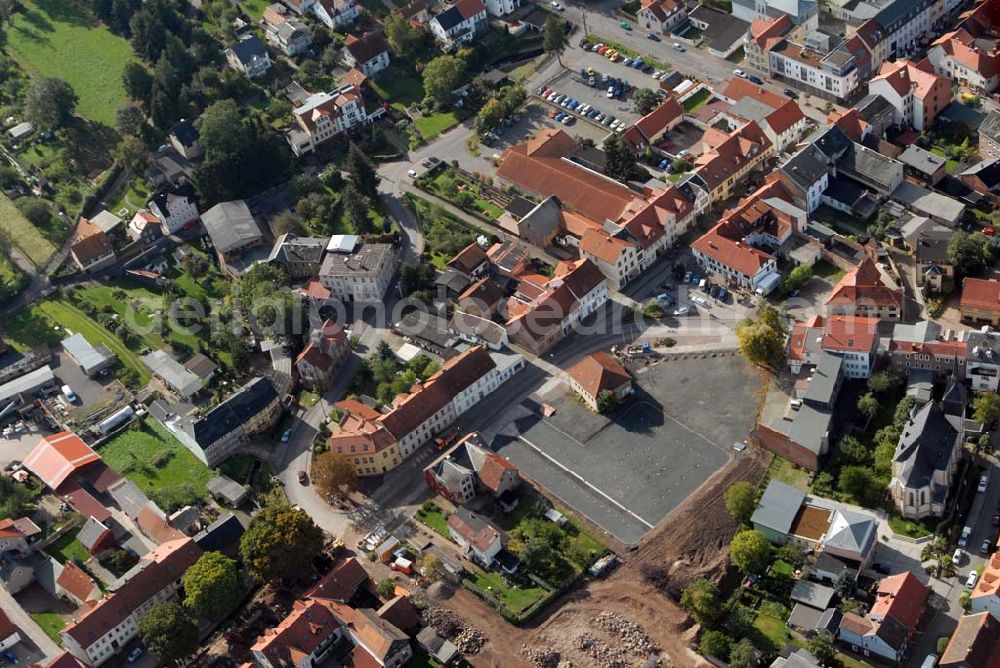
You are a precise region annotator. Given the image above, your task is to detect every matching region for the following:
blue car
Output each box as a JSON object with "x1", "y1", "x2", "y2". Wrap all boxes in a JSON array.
[
  {"x1": 281, "y1": 428, "x2": 293, "y2": 443},
  {"x1": 555, "y1": 112, "x2": 566, "y2": 121},
  {"x1": 634, "y1": 59, "x2": 644, "y2": 69},
  {"x1": 569, "y1": 100, "x2": 579, "y2": 110},
  {"x1": 658, "y1": 158, "x2": 669, "y2": 169},
  {"x1": 690, "y1": 273, "x2": 701, "y2": 285}
]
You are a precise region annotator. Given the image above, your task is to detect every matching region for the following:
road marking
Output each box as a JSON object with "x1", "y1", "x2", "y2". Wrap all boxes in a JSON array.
[{"x1": 517, "y1": 434, "x2": 654, "y2": 529}]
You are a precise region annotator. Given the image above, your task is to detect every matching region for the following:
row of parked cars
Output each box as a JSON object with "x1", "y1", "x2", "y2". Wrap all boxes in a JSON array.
[
  {"x1": 536, "y1": 85, "x2": 630, "y2": 133},
  {"x1": 580, "y1": 39, "x2": 656, "y2": 76}
]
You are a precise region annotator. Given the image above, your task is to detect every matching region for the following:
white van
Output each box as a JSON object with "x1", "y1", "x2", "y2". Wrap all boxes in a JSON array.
[
  {"x1": 61, "y1": 384, "x2": 78, "y2": 403},
  {"x1": 691, "y1": 296, "x2": 709, "y2": 307}
]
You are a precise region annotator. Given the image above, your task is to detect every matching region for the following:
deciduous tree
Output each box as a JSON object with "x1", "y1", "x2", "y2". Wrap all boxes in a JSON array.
[
  {"x1": 805, "y1": 635, "x2": 839, "y2": 667},
  {"x1": 543, "y1": 15, "x2": 569, "y2": 66},
  {"x1": 948, "y1": 230, "x2": 989, "y2": 276},
  {"x1": 699, "y1": 630, "x2": 731, "y2": 660},
  {"x1": 422, "y1": 55, "x2": 466, "y2": 106},
  {"x1": 474, "y1": 98, "x2": 503, "y2": 135},
  {"x1": 183, "y1": 552, "x2": 242, "y2": 620},
  {"x1": 376, "y1": 578, "x2": 396, "y2": 599},
  {"x1": 239, "y1": 497, "x2": 324, "y2": 582},
  {"x1": 115, "y1": 135, "x2": 148, "y2": 172},
  {"x1": 728, "y1": 638, "x2": 757, "y2": 668},
  {"x1": 838, "y1": 466, "x2": 880, "y2": 507},
  {"x1": 633, "y1": 88, "x2": 658, "y2": 116},
  {"x1": 974, "y1": 392, "x2": 1000, "y2": 429},
  {"x1": 724, "y1": 481, "x2": 757, "y2": 524},
  {"x1": 857, "y1": 392, "x2": 879, "y2": 421},
  {"x1": 867, "y1": 370, "x2": 900, "y2": 394},
  {"x1": 385, "y1": 10, "x2": 423, "y2": 59},
  {"x1": 24, "y1": 77, "x2": 78, "y2": 131},
  {"x1": 138, "y1": 602, "x2": 199, "y2": 663},
  {"x1": 312, "y1": 452, "x2": 360, "y2": 500},
  {"x1": 679, "y1": 578, "x2": 722, "y2": 626},
  {"x1": 729, "y1": 530, "x2": 771, "y2": 575}
]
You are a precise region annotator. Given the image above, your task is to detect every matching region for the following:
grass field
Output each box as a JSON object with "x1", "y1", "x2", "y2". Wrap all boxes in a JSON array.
[
  {"x1": 6, "y1": 0, "x2": 136, "y2": 128},
  {"x1": 415, "y1": 503, "x2": 450, "y2": 537},
  {"x1": 682, "y1": 88, "x2": 712, "y2": 112},
  {"x1": 371, "y1": 69, "x2": 426, "y2": 113},
  {"x1": 0, "y1": 252, "x2": 28, "y2": 304},
  {"x1": 0, "y1": 194, "x2": 57, "y2": 266},
  {"x1": 98, "y1": 418, "x2": 213, "y2": 510},
  {"x1": 0, "y1": 299, "x2": 152, "y2": 384},
  {"x1": 414, "y1": 112, "x2": 459, "y2": 140},
  {"x1": 30, "y1": 611, "x2": 65, "y2": 643},
  {"x1": 467, "y1": 566, "x2": 548, "y2": 616},
  {"x1": 46, "y1": 533, "x2": 90, "y2": 564}
]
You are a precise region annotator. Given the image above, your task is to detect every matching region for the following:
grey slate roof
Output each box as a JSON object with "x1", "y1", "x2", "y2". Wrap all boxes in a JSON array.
[
  {"x1": 751, "y1": 480, "x2": 805, "y2": 535},
  {"x1": 812, "y1": 125, "x2": 853, "y2": 160},
  {"x1": 781, "y1": 146, "x2": 828, "y2": 190},
  {"x1": 894, "y1": 401, "x2": 961, "y2": 489},
  {"x1": 856, "y1": 94, "x2": 895, "y2": 123},
  {"x1": 229, "y1": 36, "x2": 268, "y2": 65},
  {"x1": 207, "y1": 475, "x2": 249, "y2": 505},
  {"x1": 791, "y1": 580, "x2": 835, "y2": 609},
  {"x1": 185, "y1": 377, "x2": 278, "y2": 451},
  {"x1": 891, "y1": 181, "x2": 965, "y2": 226},
  {"x1": 966, "y1": 330, "x2": 1000, "y2": 363},
  {"x1": 787, "y1": 402, "x2": 833, "y2": 455},
  {"x1": 899, "y1": 145, "x2": 946, "y2": 176},
  {"x1": 941, "y1": 380, "x2": 967, "y2": 417},
  {"x1": 802, "y1": 350, "x2": 842, "y2": 408},
  {"x1": 982, "y1": 111, "x2": 1000, "y2": 146},
  {"x1": 201, "y1": 200, "x2": 262, "y2": 254},
  {"x1": 170, "y1": 118, "x2": 199, "y2": 148},
  {"x1": 76, "y1": 517, "x2": 111, "y2": 551},
  {"x1": 267, "y1": 234, "x2": 326, "y2": 266},
  {"x1": 824, "y1": 508, "x2": 877, "y2": 557}
]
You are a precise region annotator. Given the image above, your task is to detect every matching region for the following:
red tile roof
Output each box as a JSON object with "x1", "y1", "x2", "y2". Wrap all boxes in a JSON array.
[
  {"x1": 448, "y1": 242, "x2": 488, "y2": 275},
  {"x1": 454, "y1": 0, "x2": 485, "y2": 19},
  {"x1": 377, "y1": 595, "x2": 421, "y2": 632},
  {"x1": 962, "y1": 277, "x2": 1000, "y2": 312},
  {"x1": 24, "y1": 432, "x2": 101, "y2": 490},
  {"x1": 447, "y1": 509, "x2": 501, "y2": 552},
  {"x1": 567, "y1": 352, "x2": 631, "y2": 401},
  {"x1": 37, "y1": 653, "x2": 87, "y2": 668},
  {"x1": 941, "y1": 611, "x2": 1000, "y2": 668},
  {"x1": 825, "y1": 257, "x2": 902, "y2": 310},
  {"x1": 633, "y1": 96, "x2": 683, "y2": 141},
  {"x1": 496, "y1": 129, "x2": 636, "y2": 222},
  {"x1": 345, "y1": 31, "x2": 388, "y2": 65},
  {"x1": 477, "y1": 453, "x2": 517, "y2": 494},
  {"x1": 58, "y1": 479, "x2": 112, "y2": 523},
  {"x1": 58, "y1": 562, "x2": 100, "y2": 604},
  {"x1": 0, "y1": 609, "x2": 16, "y2": 642},
  {"x1": 748, "y1": 13, "x2": 792, "y2": 45},
  {"x1": 872, "y1": 59, "x2": 951, "y2": 102},
  {"x1": 932, "y1": 0, "x2": 1000, "y2": 81},
  {"x1": 71, "y1": 217, "x2": 114, "y2": 265},
  {"x1": 252, "y1": 599, "x2": 342, "y2": 665},
  {"x1": 828, "y1": 108, "x2": 870, "y2": 142},
  {"x1": 137, "y1": 505, "x2": 186, "y2": 544},
  {"x1": 821, "y1": 315, "x2": 880, "y2": 354},
  {"x1": 693, "y1": 123, "x2": 771, "y2": 192},
  {"x1": 64, "y1": 538, "x2": 202, "y2": 649},
  {"x1": 869, "y1": 571, "x2": 927, "y2": 633},
  {"x1": 580, "y1": 228, "x2": 636, "y2": 264},
  {"x1": 307, "y1": 557, "x2": 369, "y2": 602}
]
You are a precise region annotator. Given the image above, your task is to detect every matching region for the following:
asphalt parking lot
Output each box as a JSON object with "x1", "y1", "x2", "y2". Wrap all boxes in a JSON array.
[
  {"x1": 489, "y1": 354, "x2": 761, "y2": 544},
  {"x1": 537, "y1": 68, "x2": 640, "y2": 129},
  {"x1": 486, "y1": 101, "x2": 610, "y2": 150}
]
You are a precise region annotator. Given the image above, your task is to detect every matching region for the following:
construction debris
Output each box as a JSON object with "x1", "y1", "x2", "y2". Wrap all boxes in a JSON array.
[
  {"x1": 593, "y1": 612, "x2": 659, "y2": 656},
  {"x1": 577, "y1": 633, "x2": 627, "y2": 668},
  {"x1": 424, "y1": 606, "x2": 486, "y2": 654},
  {"x1": 521, "y1": 644, "x2": 565, "y2": 668}
]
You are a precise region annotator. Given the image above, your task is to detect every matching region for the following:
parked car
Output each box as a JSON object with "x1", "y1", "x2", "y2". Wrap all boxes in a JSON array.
[
  {"x1": 747, "y1": 74, "x2": 764, "y2": 85},
  {"x1": 61, "y1": 384, "x2": 78, "y2": 404},
  {"x1": 672, "y1": 42, "x2": 685, "y2": 51},
  {"x1": 980, "y1": 473, "x2": 989, "y2": 493},
  {"x1": 967, "y1": 571, "x2": 980, "y2": 588},
  {"x1": 606, "y1": 86, "x2": 615, "y2": 98},
  {"x1": 589, "y1": 552, "x2": 619, "y2": 577},
  {"x1": 921, "y1": 655, "x2": 938, "y2": 668},
  {"x1": 960, "y1": 525, "x2": 973, "y2": 548},
  {"x1": 783, "y1": 88, "x2": 799, "y2": 99},
  {"x1": 620, "y1": 20, "x2": 632, "y2": 30},
  {"x1": 127, "y1": 648, "x2": 143, "y2": 663},
  {"x1": 579, "y1": 38, "x2": 591, "y2": 47},
  {"x1": 672, "y1": 306, "x2": 690, "y2": 316},
  {"x1": 280, "y1": 428, "x2": 293, "y2": 443},
  {"x1": 551, "y1": 1, "x2": 563, "y2": 9},
  {"x1": 953, "y1": 548, "x2": 964, "y2": 564},
  {"x1": 733, "y1": 68, "x2": 747, "y2": 78},
  {"x1": 732, "y1": 441, "x2": 747, "y2": 452},
  {"x1": 982, "y1": 539, "x2": 992, "y2": 556},
  {"x1": 691, "y1": 296, "x2": 709, "y2": 307}
]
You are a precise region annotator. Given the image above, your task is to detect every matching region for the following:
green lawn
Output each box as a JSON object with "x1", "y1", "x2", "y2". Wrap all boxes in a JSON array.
[
  {"x1": 812, "y1": 258, "x2": 846, "y2": 282},
  {"x1": 415, "y1": 503, "x2": 450, "y2": 537},
  {"x1": 423, "y1": 170, "x2": 505, "y2": 219},
  {"x1": 0, "y1": 299, "x2": 152, "y2": 384},
  {"x1": 0, "y1": 252, "x2": 28, "y2": 304},
  {"x1": 813, "y1": 204, "x2": 869, "y2": 237},
  {"x1": 769, "y1": 559, "x2": 794, "y2": 578},
  {"x1": 930, "y1": 147, "x2": 961, "y2": 173},
  {"x1": 7, "y1": 0, "x2": 136, "y2": 128},
  {"x1": 753, "y1": 613, "x2": 791, "y2": 650},
  {"x1": 414, "y1": 112, "x2": 459, "y2": 141},
  {"x1": 404, "y1": 193, "x2": 478, "y2": 268},
  {"x1": 371, "y1": 69, "x2": 426, "y2": 112},
  {"x1": 106, "y1": 176, "x2": 150, "y2": 217},
  {"x1": 0, "y1": 194, "x2": 57, "y2": 266},
  {"x1": 682, "y1": 88, "x2": 712, "y2": 112},
  {"x1": 97, "y1": 418, "x2": 213, "y2": 511},
  {"x1": 767, "y1": 455, "x2": 810, "y2": 491},
  {"x1": 888, "y1": 514, "x2": 934, "y2": 539},
  {"x1": 217, "y1": 454, "x2": 259, "y2": 485},
  {"x1": 30, "y1": 612, "x2": 65, "y2": 643},
  {"x1": 584, "y1": 34, "x2": 670, "y2": 72},
  {"x1": 46, "y1": 532, "x2": 90, "y2": 564},
  {"x1": 467, "y1": 566, "x2": 548, "y2": 616}
]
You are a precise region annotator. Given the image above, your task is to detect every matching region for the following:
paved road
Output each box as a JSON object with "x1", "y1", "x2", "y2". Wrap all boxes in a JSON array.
[{"x1": 0, "y1": 585, "x2": 61, "y2": 658}]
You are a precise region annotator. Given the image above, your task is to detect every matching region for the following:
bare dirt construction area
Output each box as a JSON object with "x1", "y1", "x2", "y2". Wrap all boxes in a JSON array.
[{"x1": 436, "y1": 446, "x2": 770, "y2": 668}]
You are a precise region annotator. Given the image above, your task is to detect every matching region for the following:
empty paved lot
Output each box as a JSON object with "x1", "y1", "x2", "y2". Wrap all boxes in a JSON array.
[{"x1": 490, "y1": 353, "x2": 762, "y2": 544}]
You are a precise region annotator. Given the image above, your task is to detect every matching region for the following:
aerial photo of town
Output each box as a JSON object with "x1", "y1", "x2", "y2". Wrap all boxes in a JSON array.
[{"x1": 8, "y1": 0, "x2": 1000, "y2": 665}]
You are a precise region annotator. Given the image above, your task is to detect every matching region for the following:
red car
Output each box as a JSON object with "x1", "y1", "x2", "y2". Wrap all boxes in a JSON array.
[{"x1": 297, "y1": 470, "x2": 308, "y2": 485}]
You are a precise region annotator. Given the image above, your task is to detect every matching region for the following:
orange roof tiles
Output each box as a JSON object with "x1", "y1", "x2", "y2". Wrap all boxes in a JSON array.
[
  {"x1": 870, "y1": 571, "x2": 927, "y2": 633},
  {"x1": 748, "y1": 13, "x2": 792, "y2": 45},
  {"x1": 828, "y1": 108, "x2": 870, "y2": 142},
  {"x1": 580, "y1": 228, "x2": 635, "y2": 264},
  {"x1": 24, "y1": 432, "x2": 101, "y2": 490},
  {"x1": 71, "y1": 218, "x2": 114, "y2": 265},
  {"x1": 57, "y1": 562, "x2": 100, "y2": 603},
  {"x1": 872, "y1": 59, "x2": 951, "y2": 101},
  {"x1": 825, "y1": 257, "x2": 902, "y2": 310},
  {"x1": 633, "y1": 96, "x2": 683, "y2": 140},
  {"x1": 477, "y1": 453, "x2": 517, "y2": 494},
  {"x1": 567, "y1": 352, "x2": 631, "y2": 400},
  {"x1": 972, "y1": 551, "x2": 1000, "y2": 602},
  {"x1": 940, "y1": 611, "x2": 1000, "y2": 668},
  {"x1": 821, "y1": 316, "x2": 879, "y2": 354},
  {"x1": 962, "y1": 278, "x2": 1000, "y2": 312},
  {"x1": 448, "y1": 242, "x2": 488, "y2": 275},
  {"x1": 496, "y1": 129, "x2": 636, "y2": 222}
]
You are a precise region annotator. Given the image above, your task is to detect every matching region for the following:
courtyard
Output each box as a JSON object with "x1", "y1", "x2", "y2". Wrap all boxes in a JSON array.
[{"x1": 489, "y1": 353, "x2": 761, "y2": 544}]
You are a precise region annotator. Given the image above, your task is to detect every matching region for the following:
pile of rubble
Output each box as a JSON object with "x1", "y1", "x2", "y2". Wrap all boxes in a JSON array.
[
  {"x1": 521, "y1": 644, "x2": 567, "y2": 668},
  {"x1": 593, "y1": 612, "x2": 658, "y2": 656},
  {"x1": 577, "y1": 633, "x2": 627, "y2": 668},
  {"x1": 424, "y1": 606, "x2": 486, "y2": 654}
]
